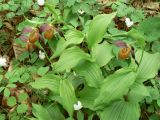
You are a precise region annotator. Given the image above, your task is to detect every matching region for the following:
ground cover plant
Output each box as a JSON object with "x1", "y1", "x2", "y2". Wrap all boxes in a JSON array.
[{"x1": 0, "y1": 0, "x2": 160, "y2": 120}]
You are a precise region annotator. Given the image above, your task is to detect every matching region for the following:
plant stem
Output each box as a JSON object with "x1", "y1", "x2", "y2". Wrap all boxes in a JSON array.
[
  {"x1": 105, "y1": 32, "x2": 128, "y2": 38},
  {"x1": 136, "y1": 48, "x2": 144, "y2": 71}
]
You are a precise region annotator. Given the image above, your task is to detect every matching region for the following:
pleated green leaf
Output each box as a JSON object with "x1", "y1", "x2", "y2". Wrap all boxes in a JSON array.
[
  {"x1": 60, "y1": 79, "x2": 77, "y2": 116},
  {"x1": 78, "y1": 86, "x2": 100, "y2": 110},
  {"x1": 74, "y1": 61, "x2": 104, "y2": 88},
  {"x1": 53, "y1": 47, "x2": 92, "y2": 72},
  {"x1": 32, "y1": 104, "x2": 53, "y2": 120},
  {"x1": 47, "y1": 104, "x2": 65, "y2": 120},
  {"x1": 99, "y1": 100, "x2": 140, "y2": 120},
  {"x1": 136, "y1": 50, "x2": 160, "y2": 82},
  {"x1": 94, "y1": 68, "x2": 137, "y2": 109},
  {"x1": 87, "y1": 12, "x2": 116, "y2": 48},
  {"x1": 30, "y1": 73, "x2": 61, "y2": 94},
  {"x1": 92, "y1": 42, "x2": 114, "y2": 67},
  {"x1": 52, "y1": 30, "x2": 84, "y2": 58},
  {"x1": 128, "y1": 82, "x2": 150, "y2": 103}
]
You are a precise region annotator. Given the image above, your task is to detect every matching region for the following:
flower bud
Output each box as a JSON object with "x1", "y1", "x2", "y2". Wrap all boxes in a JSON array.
[
  {"x1": 19, "y1": 35, "x2": 28, "y2": 42},
  {"x1": 114, "y1": 41, "x2": 128, "y2": 48},
  {"x1": 40, "y1": 24, "x2": 54, "y2": 40},
  {"x1": 29, "y1": 28, "x2": 39, "y2": 43},
  {"x1": 22, "y1": 27, "x2": 33, "y2": 34},
  {"x1": 118, "y1": 47, "x2": 131, "y2": 59}
]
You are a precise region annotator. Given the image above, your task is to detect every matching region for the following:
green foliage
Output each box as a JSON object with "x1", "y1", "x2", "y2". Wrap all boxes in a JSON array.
[
  {"x1": 7, "y1": 96, "x2": 17, "y2": 107},
  {"x1": 137, "y1": 17, "x2": 160, "y2": 41},
  {"x1": 94, "y1": 68, "x2": 137, "y2": 109},
  {"x1": 99, "y1": 100, "x2": 140, "y2": 120},
  {"x1": 92, "y1": 42, "x2": 114, "y2": 67},
  {"x1": 18, "y1": 92, "x2": 28, "y2": 102},
  {"x1": 74, "y1": 61, "x2": 103, "y2": 88},
  {"x1": 136, "y1": 50, "x2": 160, "y2": 82},
  {"x1": 60, "y1": 79, "x2": 77, "y2": 116},
  {"x1": 53, "y1": 47, "x2": 92, "y2": 72},
  {"x1": 32, "y1": 104, "x2": 53, "y2": 120},
  {"x1": 17, "y1": 104, "x2": 28, "y2": 114},
  {"x1": 1, "y1": 0, "x2": 160, "y2": 119},
  {"x1": 30, "y1": 73, "x2": 61, "y2": 94},
  {"x1": 111, "y1": 1, "x2": 145, "y2": 22},
  {"x1": 52, "y1": 29, "x2": 84, "y2": 58},
  {"x1": 128, "y1": 82, "x2": 150, "y2": 103},
  {"x1": 87, "y1": 12, "x2": 116, "y2": 48}
]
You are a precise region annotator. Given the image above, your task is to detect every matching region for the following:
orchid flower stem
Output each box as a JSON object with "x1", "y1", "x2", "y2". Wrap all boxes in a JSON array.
[
  {"x1": 45, "y1": 3, "x2": 71, "y2": 29},
  {"x1": 136, "y1": 48, "x2": 144, "y2": 71},
  {"x1": 105, "y1": 33, "x2": 128, "y2": 38},
  {"x1": 38, "y1": 42, "x2": 52, "y2": 65}
]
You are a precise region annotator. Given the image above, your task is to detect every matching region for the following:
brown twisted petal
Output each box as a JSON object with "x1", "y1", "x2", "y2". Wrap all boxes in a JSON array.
[
  {"x1": 44, "y1": 28, "x2": 54, "y2": 40},
  {"x1": 118, "y1": 47, "x2": 131, "y2": 59},
  {"x1": 39, "y1": 24, "x2": 54, "y2": 33},
  {"x1": 19, "y1": 35, "x2": 29, "y2": 42},
  {"x1": 29, "y1": 29, "x2": 39, "y2": 43}
]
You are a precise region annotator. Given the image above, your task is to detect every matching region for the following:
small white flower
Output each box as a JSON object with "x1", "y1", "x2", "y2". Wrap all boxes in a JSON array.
[
  {"x1": 125, "y1": 17, "x2": 134, "y2": 28},
  {"x1": 78, "y1": 10, "x2": 84, "y2": 15},
  {"x1": 0, "y1": 57, "x2": 8, "y2": 67},
  {"x1": 73, "y1": 71, "x2": 77, "y2": 76},
  {"x1": 74, "y1": 101, "x2": 83, "y2": 111},
  {"x1": 37, "y1": 0, "x2": 45, "y2": 6},
  {"x1": 39, "y1": 50, "x2": 45, "y2": 60}
]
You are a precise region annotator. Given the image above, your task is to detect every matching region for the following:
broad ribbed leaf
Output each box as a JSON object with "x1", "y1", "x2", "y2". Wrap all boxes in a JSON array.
[
  {"x1": 52, "y1": 30, "x2": 84, "y2": 58},
  {"x1": 137, "y1": 17, "x2": 160, "y2": 42},
  {"x1": 30, "y1": 73, "x2": 61, "y2": 94},
  {"x1": 74, "y1": 61, "x2": 103, "y2": 88},
  {"x1": 99, "y1": 100, "x2": 140, "y2": 120},
  {"x1": 136, "y1": 50, "x2": 160, "y2": 82},
  {"x1": 60, "y1": 79, "x2": 77, "y2": 116},
  {"x1": 127, "y1": 29, "x2": 146, "y2": 47},
  {"x1": 87, "y1": 12, "x2": 116, "y2": 48},
  {"x1": 47, "y1": 104, "x2": 65, "y2": 120},
  {"x1": 94, "y1": 68, "x2": 137, "y2": 109},
  {"x1": 32, "y1": 104, "x2": 52, "y2": 120},
  {"x1": 92, "y1": 42, "x2": 114, "y2": 67},
  {"x1": 79, "y1": 86, "x2": 100, "y2": 110},
  {"x1": 128, "y1": 82, "x2": 150, "y2": 103},
  {"x1": 53, "y1": 47, "x2": 92, "y2": 72}
]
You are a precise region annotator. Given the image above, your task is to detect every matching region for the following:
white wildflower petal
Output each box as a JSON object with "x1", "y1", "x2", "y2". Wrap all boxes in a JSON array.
[
  {"x1": 37, "y1": 0, "x2": 45, "y2": 6},
  {"x1": 39, "y1": 50, "x2": 45, "y2": 60},
  {"x1": 0, "y1": 57, "x2": 8, "y2": 67},
  {"x1": 78, "y1": 10, "x2": 84, "y2": 15},
  {"x1": 125, "y1": 18, "x2": 130, "y2": 22},
  {"x1": 74, "y1": 101, "x2": 83, "y2": 111},
  {"x1": 125, "y1": 17, "x2": 134, "y2": 28},
  {"x1": 73, "y1": 71, "x2": 77, "y2": 76}
]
